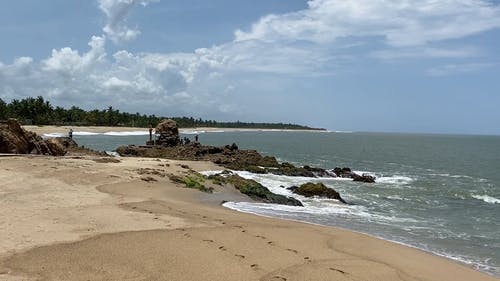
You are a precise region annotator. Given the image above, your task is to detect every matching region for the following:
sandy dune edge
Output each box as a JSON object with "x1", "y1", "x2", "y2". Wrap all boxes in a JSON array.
[{"x1": 0, "y1": 156, "x2": 496, "y2": 281}]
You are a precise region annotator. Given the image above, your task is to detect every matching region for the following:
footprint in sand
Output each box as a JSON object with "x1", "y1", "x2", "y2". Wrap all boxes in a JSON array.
[
  {"x1": 303, "y1": 257, "x2": 311, "y2": 262},
  {"x1": 250, "y1": 264, "x2": 259, "y2": 270},
  {"x1": 183, "y1": 233, "x2": 191, "y2": 237},
  {"x1": 270, "y1": 276, "x2": 287, "y2": 281},
  {"x1": 286, "y1": 248, "x2": 298, "y2": 254},
  {"x1": 329, "y1": 268, "x2": 347, "y2": 274},
  {"x1": 203, "y1": 239, "x2": 214, "y2": 243},
  {"x1": 255, "y1": 235, "x2": 266, "y2": 239},
  {"x1": 234, "y1": 254, "x2": 245, "y2": 259},
  {"x1": 267, "y1": 241, "x2": 275, "y2": 246},
  {"x1": 218, "y1": 246, "x2": 227, "y2": 251}
]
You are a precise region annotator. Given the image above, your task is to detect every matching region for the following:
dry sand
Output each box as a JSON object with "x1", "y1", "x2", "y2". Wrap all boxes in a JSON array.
[{"x1": 0, "y1": 155, "x2": 497, "y2": 281}]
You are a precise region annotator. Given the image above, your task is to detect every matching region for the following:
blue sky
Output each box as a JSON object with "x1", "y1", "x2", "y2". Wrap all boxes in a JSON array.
[{"x1": 0, "y1": 0, "x2": 499, "y2": 134}]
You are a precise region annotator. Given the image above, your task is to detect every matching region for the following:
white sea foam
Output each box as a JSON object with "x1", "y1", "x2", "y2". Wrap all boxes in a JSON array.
[
  {"x1": 472, "y1": 195, "x2": 500, "y2": 204},
  {"x1": 72, "y1": 131, "x2": 100, "y2": 136},
  {"x1": 44, "y1": 131, "x2": 150, "y2": 137},
  {"x1": 428, "y1": 173, "x2": 473, "y2": 179},
  {"x1": 105, "y1": 151, "x2": 120, "y2": 157},
  {"x1": 43, "y1": 133, "x2": 65, "y2": 138},
  {"x1": 103, "y1": 131, "x2": 149, "y2": 136},
  {"x1": 182, "y1": 130, "x2": 206, "y2": 135},
  {"x1": 377, "y1": 175, "x2": 413, "y2": 185}
]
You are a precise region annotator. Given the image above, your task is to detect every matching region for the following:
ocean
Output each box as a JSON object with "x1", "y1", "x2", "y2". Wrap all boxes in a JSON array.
[{"x1": 61, "y1": 130, "x2": 500, "y2": 277}]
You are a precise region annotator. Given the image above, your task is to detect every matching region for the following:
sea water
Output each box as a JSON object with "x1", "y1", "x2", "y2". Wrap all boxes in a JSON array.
[{"x1": 65, "y1": 130, "x2": 500, "y2": 276}]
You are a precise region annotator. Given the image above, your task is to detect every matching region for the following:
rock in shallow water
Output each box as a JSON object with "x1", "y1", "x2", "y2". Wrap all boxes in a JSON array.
[{"x1": 289, "y1": 182, "x2": 347, "y2": 204}]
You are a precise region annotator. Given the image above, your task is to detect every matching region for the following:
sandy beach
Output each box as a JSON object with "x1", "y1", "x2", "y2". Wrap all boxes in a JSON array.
[
  {"x1": 0, "y1": 155, "x2": 497, "y2": 281},
  {"x1": 22, "y1": 125, "x2": 323, "y2": 136}
]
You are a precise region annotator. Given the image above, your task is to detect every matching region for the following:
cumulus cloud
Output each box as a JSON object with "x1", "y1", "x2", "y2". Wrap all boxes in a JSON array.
[
  {"x1": 1, "y1": 0, "x2": 500, "y2": 118},
  {"x1": 98, "y1": 0, "x2": 158, "y2": 44},
  {"x1": 235, "y1": 0, "x2": 500, "y2": 47}
]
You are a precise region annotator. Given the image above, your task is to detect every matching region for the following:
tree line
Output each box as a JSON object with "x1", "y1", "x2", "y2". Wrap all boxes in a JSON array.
[{"x1": 0, "y1": 96, "x2": 323, "y2": 130}]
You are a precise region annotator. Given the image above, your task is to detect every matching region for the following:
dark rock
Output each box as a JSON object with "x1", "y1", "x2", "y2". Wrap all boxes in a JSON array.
[
  {"x1": 209, "y1": 173, "x2": 303, "y2": 206},
  {"x1": 291, "y1": 182, "x2": 346, "y2": 204},
  {"x1": 353, "y1": 174, "x2": 376, "y2": 183},
  {"x1": 0, "y1": 119, "x2": 66, "y2": 156},
  {"x1": 333, "y1": 167, "x2": 355, "y2": 178},
  {"x1": 155, "y1": 119, "x2": 180, "y2": 147}
]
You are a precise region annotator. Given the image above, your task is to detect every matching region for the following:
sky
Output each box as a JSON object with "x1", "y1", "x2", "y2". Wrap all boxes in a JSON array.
[{"x1": 0, "y1": 0, "x2": 500, "y2": 134}]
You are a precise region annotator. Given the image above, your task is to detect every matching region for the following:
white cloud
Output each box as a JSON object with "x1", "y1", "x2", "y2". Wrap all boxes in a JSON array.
[
  {"x1": 370, "y1": 47, "x2": 480, "y2": 60},
  {"x1": 2, "y1": 0, "x2": 500, "y2": 119},
  {"x1": 43, "y1": 36, "x2": 106, "y2": 74},
  {"x1": 98, "y1": 0, "x2": 158, "y2": 44},
  {"x1": 235, "y1": 0, "x2": 500, "y2": 47},
  {"x1": 427, "y1": 62, "x2": 493, "y2": 76}
]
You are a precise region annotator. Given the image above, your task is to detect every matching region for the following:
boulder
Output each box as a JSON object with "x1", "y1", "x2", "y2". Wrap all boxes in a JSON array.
[
  {"x1": 0, "y1": 119, "x2": 66, "y2": 156},
  {"x1": 331, "y1": 167, "x2": 376, "y2": 183},
  {"x1": 353, "y1": 174, "x2": 376, "y2": 183},
  {"x1": 333, "y1": 167, "x2": 354, "y2": 178},
  {"x1": 155, "y1": 119, "x2": 180, "y2": 146},
  {"x1": 290, "y1": 182, "x2": 346, "y2": 204},
  {"x1": 0, "y1": 119, "x2": 32, "y2": 153}
]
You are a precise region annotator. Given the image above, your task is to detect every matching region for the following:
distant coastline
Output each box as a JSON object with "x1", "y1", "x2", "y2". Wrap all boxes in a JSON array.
[
  {"x1": 1, "y1": 96, "x2": 323, "y2": 131},
  {"x1": 23, "y1": 125, "x2": 326, "y2": 136}
]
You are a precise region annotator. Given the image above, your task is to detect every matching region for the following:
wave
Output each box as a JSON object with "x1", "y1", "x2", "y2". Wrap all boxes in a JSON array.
[
  {"x1": 223, "y1": 201, "x2": 417, "y2": 223},
  {"x1": 428, "y1": 173, "x2": 473, "y2": 179},
  {"x1": 43, "y1": 133, "x2": 65, "y2": 138},
  {"x1": 43, "y1": 131, "x2": 149, "y2": 137},
  {"x1": 472, "y1": 194, "x2": 500, "y2": 204},
  {"x1": 103, "y1": 131, "x2": 149, "y2": 136},
  {"x1": 181, "y1": 130, "x2": 225, "y2": 134},
  {"x1": 73, "y1": 131, "x2": 100, "y2": 136},
  {"x1": 223, "y1": 201, "x2": 499, "y2": 276},
  {"x1": 105, "y1": 151, "x2": 120, "y2": 157},
  {"x1": 376, "y1": 175, "x2": 413, "y2": 185}
]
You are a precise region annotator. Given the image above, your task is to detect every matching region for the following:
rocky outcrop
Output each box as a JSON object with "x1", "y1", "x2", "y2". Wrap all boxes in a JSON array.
[
  {"x1": 154, "y1": 119, "x2": 180, "y2": 146},
  {"x1": 288, "y1": 182, "x2": 346, "y2": 204},
  {"x1": 208, "y1": 172, "x2": 303, "y2": 206},
  {"x1": 116, "y1": 120, "x2": 374, "y2": 183},
  {"x1": 116, "y1": 143, "x2": 376, "y2": 183},
  {"x1": 0, "y1": 119, "x2": 66, "y2": 156},
  {"x1": 332, "y1": 167, "x2": 376, "y2": 183},
  {"x1": 352, "y1": 174, "x2": 376, "y2": 183}
]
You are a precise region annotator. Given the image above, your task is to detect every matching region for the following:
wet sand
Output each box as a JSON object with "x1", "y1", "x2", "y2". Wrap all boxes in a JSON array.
[{"x1": 0, "y1": 155, "x2": 497, "y2": 281}]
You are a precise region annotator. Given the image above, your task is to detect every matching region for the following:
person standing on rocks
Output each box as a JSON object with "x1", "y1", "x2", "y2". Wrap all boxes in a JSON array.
[
  {"x1": 68, "y1": 128, "x2": 73, "y2": 139},
  {"x1": 149, "y1": 125, "x2": 153, "y2": 142},
  {"x1": 195, "y1": 135, "x2": 199, "y2": 143}
]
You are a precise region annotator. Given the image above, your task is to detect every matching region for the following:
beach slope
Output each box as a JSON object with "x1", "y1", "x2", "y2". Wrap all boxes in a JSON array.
[{"x1": 0, "y1": 155, "x2": 496, "y2": 281}]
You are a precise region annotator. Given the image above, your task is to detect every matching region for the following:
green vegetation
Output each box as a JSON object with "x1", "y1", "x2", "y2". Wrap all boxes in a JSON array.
[
  {"x1": 0, "y1": 96, "x2": 323, "y2": 130},
  {"x1": 168, "y1": 172, "x2": 214, "y2": 193},
  {"x1": 207, "y1": 172, "x2": 303, "y2": 206}
]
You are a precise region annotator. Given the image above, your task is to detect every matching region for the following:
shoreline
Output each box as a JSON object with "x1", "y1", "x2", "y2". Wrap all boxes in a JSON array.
[
  {"x1": 0, "y1": 155, "x2": 497, "y2": 280},
  {"x1": 223, "y1": 202, "x2": 491, "y2": 276},
  {"x1": 23, "y1": 125, "x2": 326, "y2": 136}
]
